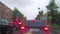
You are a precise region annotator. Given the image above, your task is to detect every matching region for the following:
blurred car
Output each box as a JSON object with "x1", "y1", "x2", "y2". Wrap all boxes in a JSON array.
[
  {"x1": 0, "y1": 19, "x2": 13, "y2": 34},
  {"x1": 23, "y1": 20, "x2": 49, "y2": 34}
]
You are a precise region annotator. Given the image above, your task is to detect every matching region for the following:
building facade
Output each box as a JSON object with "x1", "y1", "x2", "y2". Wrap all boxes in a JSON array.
[{"x1": 0, "y1": 2, "x2": 12, "y2": 20}]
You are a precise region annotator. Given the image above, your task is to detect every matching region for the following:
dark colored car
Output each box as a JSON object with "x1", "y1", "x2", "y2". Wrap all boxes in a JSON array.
[
  {"x1": 23, "y1": 20, "x2": 49, "y2": 34},
  {"x1": 0, "y1": 19, "x2": 13, "y2": 34}
]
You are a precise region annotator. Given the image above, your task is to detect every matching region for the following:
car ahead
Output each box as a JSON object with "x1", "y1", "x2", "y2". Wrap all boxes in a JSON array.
[
  {"x1": 0, "y1": 19, "x2": 13, "y2": 34},
  {"x1": 23, "y1": 20, "x2": 49, "y2": 34}
]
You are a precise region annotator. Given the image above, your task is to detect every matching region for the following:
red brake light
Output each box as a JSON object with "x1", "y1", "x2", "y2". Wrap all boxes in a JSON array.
[
  {"x1": 21, "y1": 26, "x2": 25, "y2": 29},
  {"x1": 44, "y1": 27, "x2": 48, "y2": 30},
  {"x1": 19, "y1": 22, "x2": 22, "y2": 24}
]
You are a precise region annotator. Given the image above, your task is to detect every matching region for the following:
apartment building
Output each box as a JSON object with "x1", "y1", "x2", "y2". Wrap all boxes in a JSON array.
[{"x1": 0, "y1": 2, "x2": 12, "y2": 20}]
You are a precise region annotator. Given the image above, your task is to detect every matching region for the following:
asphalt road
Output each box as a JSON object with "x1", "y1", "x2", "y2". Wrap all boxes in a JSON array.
[
  {"x1": 11, "y1": 22, "x2": 60, "y2": 34},
  {"x1": 24, "y1": 28, "x2": 50, "y2": 34},
  {"x1": 25, "y1": 29, "x2": 60, "y2": 34},
  {"x1": 12, "y1": 28, "x2": 60, "y2": 34},
  {"x1": 12, "y1": 28, "x2": 50, "y2": 34}
]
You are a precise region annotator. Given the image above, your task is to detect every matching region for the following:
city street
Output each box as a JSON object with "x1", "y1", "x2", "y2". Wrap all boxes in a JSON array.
[
  {"x1": 11, "y1": 26, "x2": 60, "y2": 34},
  {"x1": 0, "y1": 0, "x2": 60, "y2": 34},
  {"x1": 12, "y1": 29, "x2": 48, "y2": 34},
  {"x1": 24, "y1": 29, "x2": 49, "y2": 34}
]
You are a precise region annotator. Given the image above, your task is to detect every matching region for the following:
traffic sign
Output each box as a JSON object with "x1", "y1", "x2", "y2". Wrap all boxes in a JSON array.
[{"x1": 48, "y1": 16, "x2": 52, "y2": 20}]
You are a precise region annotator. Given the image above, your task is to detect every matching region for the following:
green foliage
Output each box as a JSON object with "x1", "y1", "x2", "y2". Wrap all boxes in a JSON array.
[
  {"x1": 35, "y1": 15, "x2": 40, "y2": 20},
  {"x1": 35, "y1": 11, "x2": 43, "y2": 20},
  {"x1": 46, "y1": 0, "x2": 58, "y2": 10},
  {"x1": 48, "y1": 16, "x2": 52, "y2": 20},
  {"x1": 55, "y1": 12, "x2": 60, "y2": 25},
  {"x1": 38, "y1": 8, "x2": 40, "y2": 10},
  {"x1": 46, "y1": 0, "x2": 59, "y2": 25},
  {"x1": 24, "y1": 17, "x2": 27, "y2": 21},
  {"x1": 12, "y1": 8, "x2": 24, "y2": 20}
]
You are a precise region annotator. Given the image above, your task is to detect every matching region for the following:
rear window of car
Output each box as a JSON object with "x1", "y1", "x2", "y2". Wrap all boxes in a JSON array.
[
  {"x1": 25, "y1": 20, "x2": 44, "y2": 26},
  {"x1": 0, "y1": 19, "x2": 9, "y2": 23}
]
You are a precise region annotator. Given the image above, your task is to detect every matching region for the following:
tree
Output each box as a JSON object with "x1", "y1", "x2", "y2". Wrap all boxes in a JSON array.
[
  {"x1": 12, "y1": 8, "x2": 24, "y2": 21},
  {"x1": 35, "y1": 15, "x2": 40, "y2": 20},
  {"x1": 35, "y1": 11, "x2": 43, "y2": 20},
  {"x1": 24, "y1": 17, "x2": 27, "y2": 21},
  {"x1": 55, "y1": 12, "x2": 60, "y2": 25},
  {"x1": 46, "y1": 0, "x2": 59, "y2": 25}
]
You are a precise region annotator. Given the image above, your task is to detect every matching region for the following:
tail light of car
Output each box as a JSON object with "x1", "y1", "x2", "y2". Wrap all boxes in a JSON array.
[
  {"x1": 21, "y1": 26, "x2": 25, "y2": 29},
  {"x1": 20, "y1": 26, "x2": 29, "y2": 32},
  {"x1": 40, "y1": 26, "x2": 49, "y2": 31},
  {"x1": 19, "y1": 22, "x2": 22, "y2": 25},
  {"x1": 44, "y1": 27, "x2": 48, "y2": 30}
]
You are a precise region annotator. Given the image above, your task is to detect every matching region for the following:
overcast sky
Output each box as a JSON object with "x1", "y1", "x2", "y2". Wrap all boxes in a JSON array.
[{"x1": 0, "y1": 0, "x2": 60, "y2": 20}]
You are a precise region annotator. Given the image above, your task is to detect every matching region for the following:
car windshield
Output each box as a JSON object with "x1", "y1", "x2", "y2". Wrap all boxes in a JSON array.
[
  {"x1": 0, "y1": 19, "x2": 9, "y2": 23},
  {"x1": 0, "y1": 0, "x2": 60, "y2": 34}
]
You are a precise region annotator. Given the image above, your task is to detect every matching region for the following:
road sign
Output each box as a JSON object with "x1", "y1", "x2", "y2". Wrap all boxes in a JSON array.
[{"x1": 48, "y1": 16, "x2": 52, "y2": 20}]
